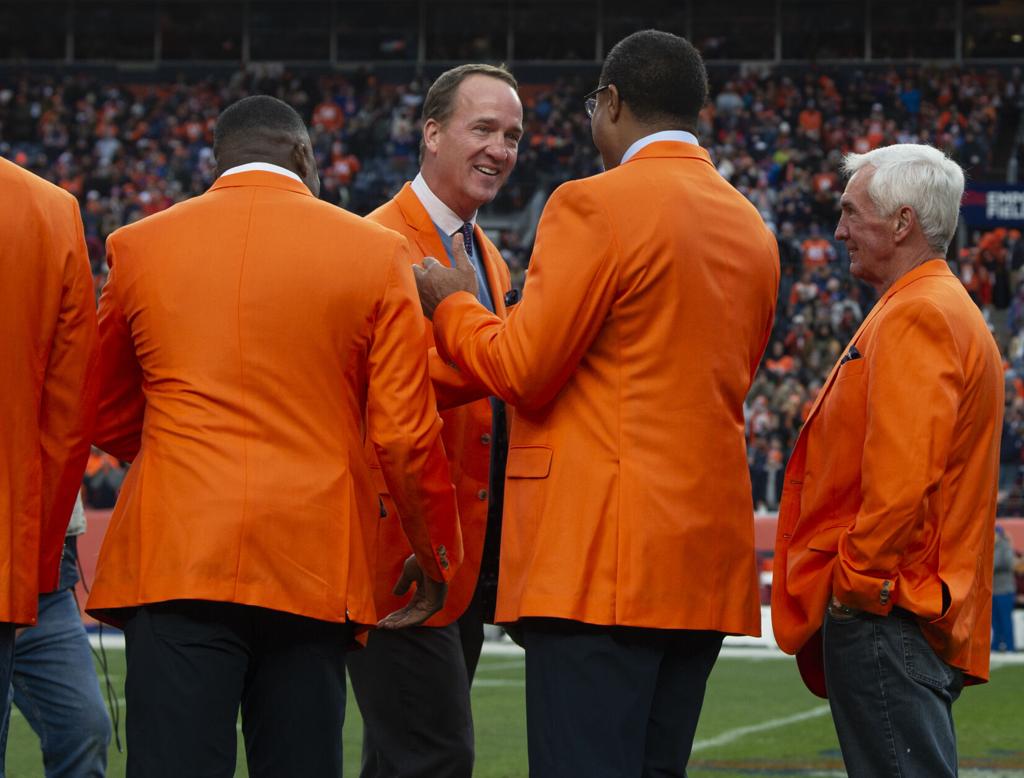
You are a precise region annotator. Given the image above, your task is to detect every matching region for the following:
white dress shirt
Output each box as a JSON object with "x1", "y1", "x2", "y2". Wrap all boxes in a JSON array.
[
  {"x1": 621, "y1": 130, "x2": 700, "y2": 165},
  {"x1": 218, "y1": 161, "x2": 304, "y2": 184}
]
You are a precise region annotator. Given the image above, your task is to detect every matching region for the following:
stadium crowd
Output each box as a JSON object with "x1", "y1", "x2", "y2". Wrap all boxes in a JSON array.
[{"x1": 2, "y1": 63, "x2": 1023, "y2": 514}]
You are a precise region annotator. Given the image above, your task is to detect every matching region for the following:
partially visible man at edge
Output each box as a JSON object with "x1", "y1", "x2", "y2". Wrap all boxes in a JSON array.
[
  {"x1": 771, "y1": 144, "x2": 1002, "y2": 778},
  {"x1": 413, "y1": 30, "x2": 779, "y2": 778},
  {"x1": 85, "y1": 95, "x2": 460, "y2": 778},
  {"x1": 347, "y1": 63, "x2": 522, "y2": 778},
  {"x1": 0, "y1": 156, "x2": 98, "y2": 776}
]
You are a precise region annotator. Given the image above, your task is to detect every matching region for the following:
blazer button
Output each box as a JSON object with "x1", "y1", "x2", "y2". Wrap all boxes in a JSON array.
[
  {"x1": 481, "y1": 433, "x2": 491, "y2": 445},
  {"x1": 478, "y1": 489, "x2": 488, "y2": 500}
]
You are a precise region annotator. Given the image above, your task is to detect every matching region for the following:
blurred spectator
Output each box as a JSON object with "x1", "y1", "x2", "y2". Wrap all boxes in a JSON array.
[
  {"x1": 82, "y1": 448, "x2": 125, "y2": 509},
  {"x1": 4, "y1": 64, "x2": 1024, "y2": 517},
  {"x1": 992, "y1": 525, "x2": 1017, "y2": 652}
]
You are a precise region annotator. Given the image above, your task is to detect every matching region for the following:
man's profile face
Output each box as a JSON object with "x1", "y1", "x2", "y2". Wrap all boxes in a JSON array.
[
  {"x1": 835, "y1": 167, "x2": 894, "y2": 290},
  {"x1": 424, "y1": 75, "x2": 523, "y2": 218}
]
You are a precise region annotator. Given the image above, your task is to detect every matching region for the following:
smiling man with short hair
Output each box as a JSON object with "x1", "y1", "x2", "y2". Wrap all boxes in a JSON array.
[{"x1": 346, "y1": 63, "x2": 522, "y2": 778}]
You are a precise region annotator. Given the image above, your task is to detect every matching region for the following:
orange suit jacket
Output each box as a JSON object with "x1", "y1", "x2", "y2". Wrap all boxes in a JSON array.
[
  {"x1": 365, "y1": 182, "x2": 510, "y2": 627},
  {"x1": 772, "y1": 259, "x2": 1002, "y2": 693},
  {"x1": 85, "y1": 170, "x2": 460, "y2": 628},
  {"x1": 0, "y1": 157, "x2": 98, "y2": 625},
  {"x1": 432, "y1": 142, "x2": 780, "y2": 632}
]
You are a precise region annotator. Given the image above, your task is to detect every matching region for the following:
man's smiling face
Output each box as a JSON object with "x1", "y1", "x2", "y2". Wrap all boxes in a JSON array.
[{"x1": 422, "y1": 74, "x2": 523, "y2": 220}]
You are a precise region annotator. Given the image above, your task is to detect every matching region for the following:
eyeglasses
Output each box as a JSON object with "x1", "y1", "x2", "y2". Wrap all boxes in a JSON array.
[{"x1": 584, "y1": 84, "x2": 610, "y2": 119}]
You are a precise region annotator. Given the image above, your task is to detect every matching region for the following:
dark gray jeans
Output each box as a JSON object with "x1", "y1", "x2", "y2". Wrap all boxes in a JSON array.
[{"x1": 823, "y1": 607, "x2": 963, "y2": 778}]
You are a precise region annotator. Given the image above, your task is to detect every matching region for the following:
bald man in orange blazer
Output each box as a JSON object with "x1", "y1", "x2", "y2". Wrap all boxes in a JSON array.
[
  {"x1": 0, "y1": 157, "x2": 98, "y2": 763},
  {"x1": 347, "y1": 64, "x2": 521, "y2": 778},
  {"x1": 772, "y1": 144, "x2": 1001, "y2": 778},
  {"x1": 415, "y1": 31, "x2": 779, "y2": 778},
  {"x1": 85, "y1": 96, "x2": 460, "y2": 778}
]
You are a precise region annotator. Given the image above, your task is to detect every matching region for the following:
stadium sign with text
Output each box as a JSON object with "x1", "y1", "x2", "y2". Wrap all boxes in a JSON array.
[{"x1": 962, "y1": 186, "x2": 1024, "y2": 227}]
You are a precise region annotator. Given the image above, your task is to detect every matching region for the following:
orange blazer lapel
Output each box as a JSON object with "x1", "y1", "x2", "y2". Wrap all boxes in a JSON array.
[
  {"x1": 394, "y1": 183, "x2": 451, "y2": 266},
  {"x1": 395, "y1": 183, "x2": 508, "y2": 318}
]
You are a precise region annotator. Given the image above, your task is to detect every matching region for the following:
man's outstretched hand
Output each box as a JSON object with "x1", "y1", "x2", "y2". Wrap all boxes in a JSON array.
[
  {"x1": 412, "y1": 234, "x2": 478, "y2": 319},
  {"x1": 377, "y1": 554, "x2": 448, "y2": 629}
]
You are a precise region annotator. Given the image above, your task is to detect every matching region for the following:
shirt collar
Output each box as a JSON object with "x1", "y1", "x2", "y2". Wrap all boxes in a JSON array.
[
  {"x1": 621, "y1": 130, "x2": 700, "y2": 165},
  {"x1": 218, "y1": 162, "x2": 304, "y2": 184},
  {"x1": 411, "y1": 172, "x2": 477, "y2": 236}
]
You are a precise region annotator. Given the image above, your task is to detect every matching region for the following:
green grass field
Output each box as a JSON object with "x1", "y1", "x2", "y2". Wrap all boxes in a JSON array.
[{"x1": 6, "y1": 647, "x2": 1023, "y2": 777}]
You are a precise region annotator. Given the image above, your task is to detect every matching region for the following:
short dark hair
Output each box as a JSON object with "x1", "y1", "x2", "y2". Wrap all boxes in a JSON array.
[
  {"x1": 600, "y1": 30, "x2": 708, "y2": 128},
  {"x1": 422, "y1": 63, "x2": 518, "y2": 128},
  {"x1": 213, "y1": 95, "x2": 308, "y2": 157}
]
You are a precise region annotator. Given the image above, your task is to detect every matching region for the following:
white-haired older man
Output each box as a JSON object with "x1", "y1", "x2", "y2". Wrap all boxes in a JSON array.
[{"x1": 772, "y1": 144, "x2": 1003, "y2": 777}]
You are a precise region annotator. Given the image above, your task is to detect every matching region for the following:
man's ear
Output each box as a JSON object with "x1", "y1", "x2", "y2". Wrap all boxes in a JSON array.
[
  {"x1": 893, "y1": 205, "x2": 916, "y2": 245},
  {"x1": 422, "y1": 118, "x2": 441, "y2": 155},
  {"x1": 606, "y1": 84, "x2": 623, "y2": 124},
  {"x1": 291, "y1": 141, "x2": 310, "y2": 178}
]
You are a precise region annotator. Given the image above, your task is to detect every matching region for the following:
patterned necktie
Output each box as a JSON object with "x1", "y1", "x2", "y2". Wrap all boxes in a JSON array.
[{"x1": 459, "y1": 222, "x2": 474, "y2": 257}]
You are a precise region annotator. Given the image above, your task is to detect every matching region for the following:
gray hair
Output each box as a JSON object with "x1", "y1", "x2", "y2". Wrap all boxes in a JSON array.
[{"x1": 841, "y1": 144, "x2": 964, "y2": 255}]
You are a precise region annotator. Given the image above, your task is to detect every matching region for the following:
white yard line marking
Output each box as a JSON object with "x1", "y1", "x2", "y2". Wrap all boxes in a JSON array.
[
  {"x1": 472, "y1": 679, "x2": 525, "y2": 687},
  {"x1": 690, "y1": 705, "x2": 832, "y2": 753},
  {"x1": 474, "y1": 660, "x2": 525, "y2": 672}
]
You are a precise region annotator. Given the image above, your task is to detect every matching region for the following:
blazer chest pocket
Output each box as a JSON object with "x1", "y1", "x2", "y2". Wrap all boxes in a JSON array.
[
  {"x1": 506, "y1": 446, "x2": 553, "y2": 479},
  {"x1": 836, "y1": 357, "x2": 866, "y2": 381}
]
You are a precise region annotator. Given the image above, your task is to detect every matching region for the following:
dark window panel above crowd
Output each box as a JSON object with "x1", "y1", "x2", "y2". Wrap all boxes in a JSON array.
[
  {"x1": 964, "y1": 0, "x2": 1024, "y2": 59},
  {"x1": 336, "y1": 1, "x2": 417, "y2": 60},
  {"x1": 602, "y1": 0, "x2": 687, "y2": 54},
  {"x1": 74, "y1": 0, "x2": 156, "y2": 61},
  {"x1": 0, "y1": 1, "x2": 69, "y2": 60},
  {"x1": 512, "y1": 0, "x2": 596, "y2": 60},
  {"x1": 426, "y1": 0, "x2": 508, "y2": 61},
  {"x1": 160, "y1": 1, "x2": 242, "y2": 61},
  {"x1": 250, "y1": 0, "x2": 330, "y2": 61},
  {"x1": 782, "y1": 0, "x2": 866, "y2": 60},
  {"x1": 871, "y1": 0, "x2": 956, "y2": 60},
  {"x1": 692, "y1": 0, "x2": 775, "y2": 61}
]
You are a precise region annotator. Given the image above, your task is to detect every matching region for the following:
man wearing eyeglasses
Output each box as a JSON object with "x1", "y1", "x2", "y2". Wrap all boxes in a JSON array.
[{"x1": 414, "y1": 29, "x2": 779, "y2": 778}]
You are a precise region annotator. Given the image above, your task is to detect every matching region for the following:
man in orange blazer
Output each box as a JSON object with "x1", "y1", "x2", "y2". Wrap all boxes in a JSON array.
[
  {"x1": 415, "y1": 31, "x2": 779, "y2": 777},
  {"x1": 771, "y1": 144, "x2": 1002, "y2": 778},
  {"x1": 347, "y1": 63, "x2": 521, "y2": 778},
  {"x1": 85, "y1": 96, "x2": 461, "y2": 778},
  {"x1": 0, "y1": 157, "x2": 98, "y2": 771}
]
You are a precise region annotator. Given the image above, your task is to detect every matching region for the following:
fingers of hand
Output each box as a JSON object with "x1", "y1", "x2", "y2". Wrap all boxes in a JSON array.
[
  {"x1": 451, "y1": 237, "x2": 472, "y2": 271},
  {"x1": 377, "y1": 600, "x2": 430, "y2": 630},
  {"x1": 392, "y1": 574, "x2": 413, "y2": 596}
]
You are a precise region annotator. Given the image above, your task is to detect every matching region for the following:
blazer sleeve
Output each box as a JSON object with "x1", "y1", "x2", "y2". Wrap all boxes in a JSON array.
[
  {"x1": 367, "y1": 235, "x2": 462, "y2": 583},
  {"x1": 833, "y1": 299, "x2": 963, "y2": 614},
  {"x1": 432, "y1": 180, "x2": 618, "y2": 411},
  {"x1": 428, "y1": 348, "x2": 493, "y2": 411},
  {"x1": 37, "y1": 198, "x2": 99, "y2": 593},
  {"x1": 94, "y1": 236, "x2": 146, "y2": 462},
  {"x1": 428, "y1": 243, "x2": 513, "y2": 411}
]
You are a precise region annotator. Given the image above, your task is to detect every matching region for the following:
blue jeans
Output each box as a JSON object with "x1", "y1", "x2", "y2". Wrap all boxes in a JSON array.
[
  {"x1": 0, "y1": 623, "x2": 15, "y2": 778},
  {"x1": 823, "y1": 607, "x2": 963, "y2": 778},
  {"x1": 13, "y1": 589, "x2": 111, "y2": 778},
  {"x1": 992, "y1": 592, "x2": 1016, "y2": 651}
]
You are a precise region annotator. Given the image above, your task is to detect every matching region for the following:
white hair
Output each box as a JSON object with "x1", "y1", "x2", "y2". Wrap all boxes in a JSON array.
[{"x1": 841, "y1": 144, "x2": 965, "y2": 255}]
